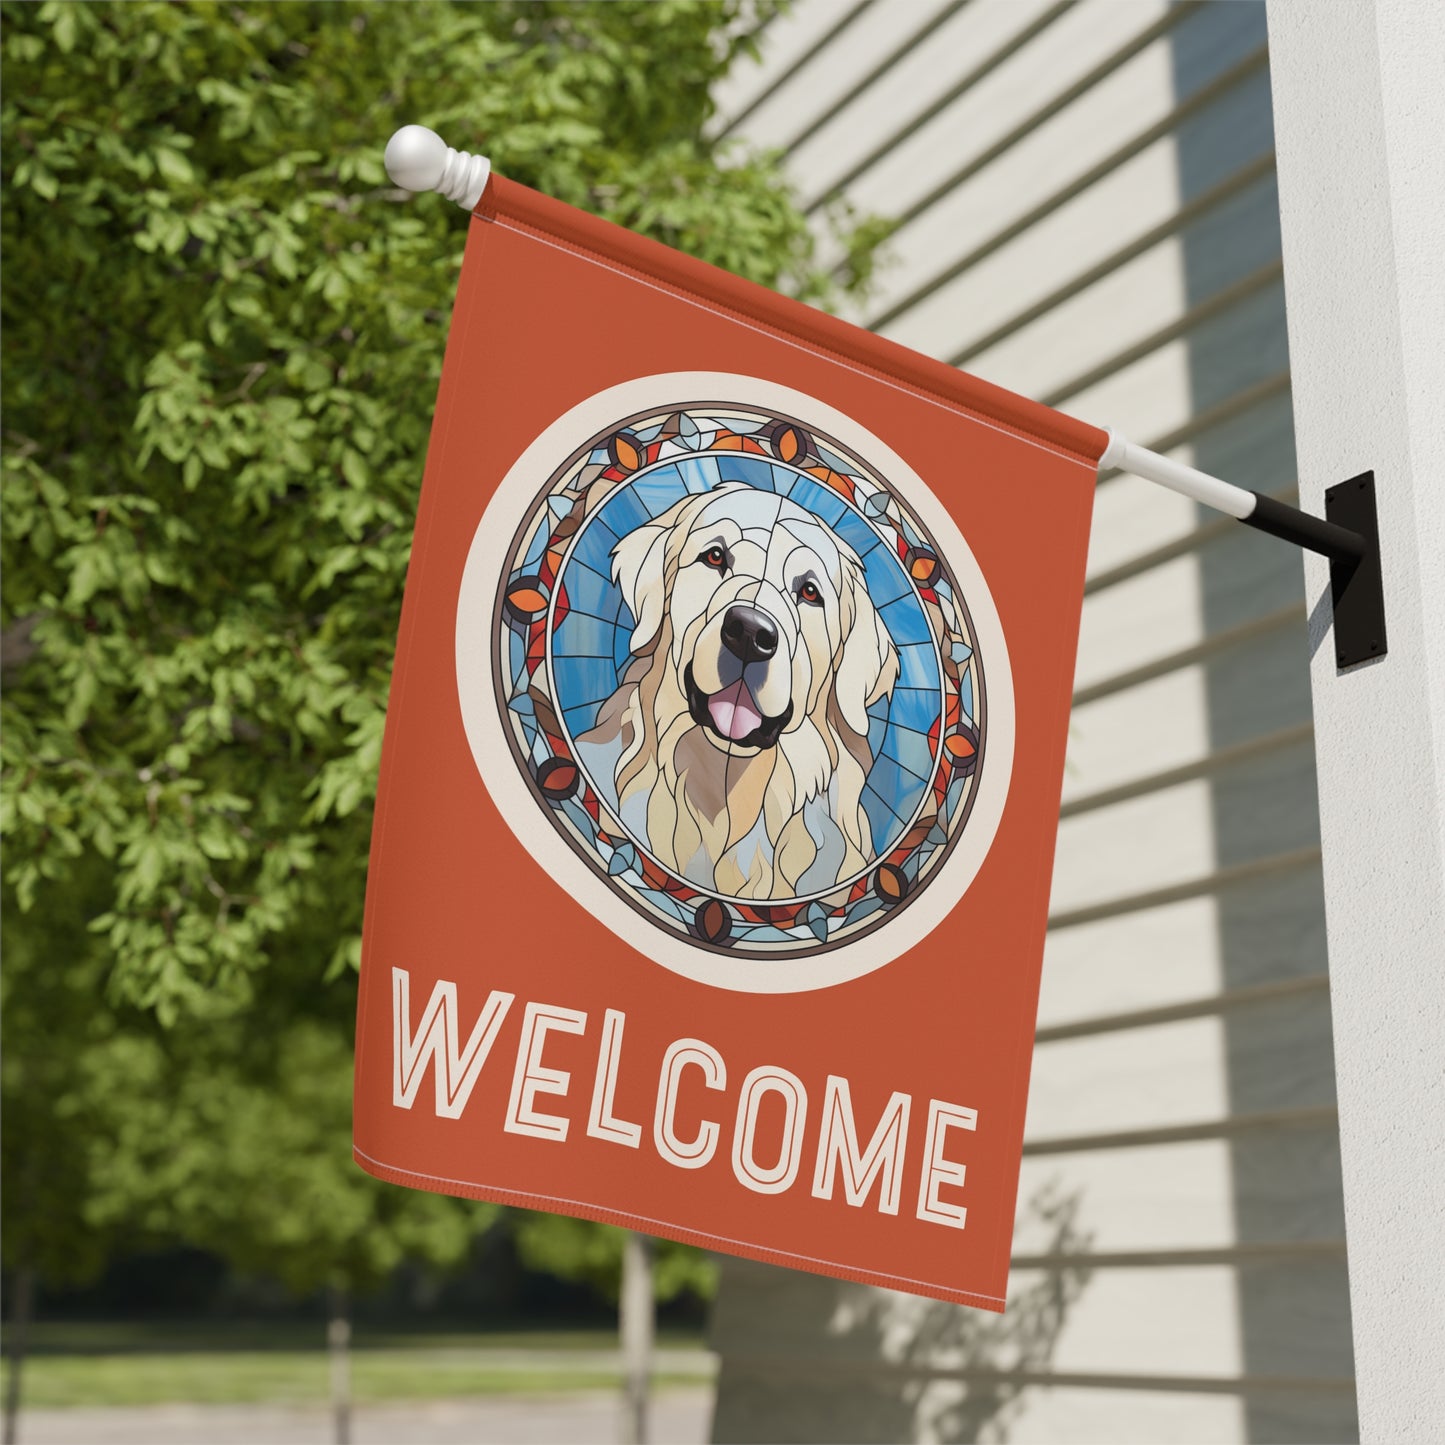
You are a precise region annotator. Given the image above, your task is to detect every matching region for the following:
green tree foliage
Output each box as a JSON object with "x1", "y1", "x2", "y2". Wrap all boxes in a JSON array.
[
  {"x1": 2, "y1": 0, "x2": 880, "y2": 1017},
  {"x1": 2, "y1": 907, "x2": 487, "y2": 1298},
  {"x1": 0, "y1": 863, "x2": 127, "y2": 1292},
  {"x1": 81, "y1": 1016, "x2": 487, "y2": 1296},
  {"x1": 2, "y1": 0, "x2": 883, "y2": 1306}
]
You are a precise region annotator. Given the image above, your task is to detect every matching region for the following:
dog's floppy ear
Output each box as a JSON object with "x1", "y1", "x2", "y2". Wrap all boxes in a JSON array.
[
  {"x1": 611, "y1": 522, "x2": 669, "y2": 654},
  {"x1": 611, "y1": 489, "x2": 730, "y2": 654},
  {"x1": 834, "y1": 563, "x2": 899, "y2": 736}
]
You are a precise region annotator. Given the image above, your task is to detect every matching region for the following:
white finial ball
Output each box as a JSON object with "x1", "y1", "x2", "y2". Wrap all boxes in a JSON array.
[{"x1": 384, "y1": 125, "x2": 448, "y2": 193}]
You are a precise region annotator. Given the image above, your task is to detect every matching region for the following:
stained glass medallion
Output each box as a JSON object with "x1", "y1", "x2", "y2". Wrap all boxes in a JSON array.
[{"x1": 489, "y1": 403, "x2": 987, "y2": 961}]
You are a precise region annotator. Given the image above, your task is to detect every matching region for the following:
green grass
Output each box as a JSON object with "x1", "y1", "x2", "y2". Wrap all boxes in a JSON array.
[
  {"x1": 14, "y1": 1320, "x2": 701, "y2": 1355},
  {"x1": 0, "y1": 1327, "x2": 715, "y2": 1409},
  {"x1": 1, "y1": 1352, "x2": 710, "y2": 1409}
]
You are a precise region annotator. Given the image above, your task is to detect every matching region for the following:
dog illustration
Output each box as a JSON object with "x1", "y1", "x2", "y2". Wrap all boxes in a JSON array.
[{"x1": 576, "y1": 483, "x2": 899, "y2": 900}]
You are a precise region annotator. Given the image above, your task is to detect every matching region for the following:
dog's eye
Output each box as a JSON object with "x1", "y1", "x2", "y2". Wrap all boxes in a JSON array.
[
  {"x1": 700, "y1": 546, "x2": 729, "y2": 572},
  {"x1": 796, "y1": 580, "x2": 823, "y2": 607}
]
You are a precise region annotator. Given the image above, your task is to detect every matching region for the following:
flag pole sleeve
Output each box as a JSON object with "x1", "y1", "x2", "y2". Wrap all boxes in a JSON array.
[
  {"x1": 384, "y1": 126, "x2": 491, "y2": 210},
  {"x1": 378, "y1": 126, "x2": 1106, "y2": 465}
]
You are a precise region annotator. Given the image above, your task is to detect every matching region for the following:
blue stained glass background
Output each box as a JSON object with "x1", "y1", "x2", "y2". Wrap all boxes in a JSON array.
[{"x1": 549, "y1": 458, "x2": 945, "y2": 857}]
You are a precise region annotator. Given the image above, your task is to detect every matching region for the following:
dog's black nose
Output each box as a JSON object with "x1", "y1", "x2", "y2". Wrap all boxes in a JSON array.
[{"x1": 721, "y1": 605, "x2": 778, "y2": 664}]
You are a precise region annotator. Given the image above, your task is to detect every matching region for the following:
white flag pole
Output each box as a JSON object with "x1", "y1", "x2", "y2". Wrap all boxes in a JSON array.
[
  {"x1": 1098, "y1": 428, "x2": 1257, "y2": 519},
  {"x1": 383, "y1": 125, "x2": 491, "y2": 209},
  {"x1": 1100, "y1": 427, "x2": 1365, "y2": 561},
  {"x1": 1098, "y1": 428, "x2": 1384, "y2": 667}
]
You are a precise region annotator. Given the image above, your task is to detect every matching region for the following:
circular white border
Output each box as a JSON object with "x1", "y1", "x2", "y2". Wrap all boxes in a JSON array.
[{"x1": 456, "y1": 372, "x2": 1015, "y2": 994}]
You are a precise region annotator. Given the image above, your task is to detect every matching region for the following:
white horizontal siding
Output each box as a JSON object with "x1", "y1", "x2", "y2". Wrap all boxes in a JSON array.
[
  {"x1": 964, "y1": 1385, "x2": 1246, "y2": 1445},
  {"x1": 966, "y1": 243, "x2": 1191, "y2": 401},
  {"x1": 1031, "y1": 1266, "x2": 1244, "y2": 1376},
  {"x1": 708, "y1": 0, "x2": 880, "y2": 131},
  {"x1": 853, "y1": 10, "x2": 1176, "y2": 266},
  {"x1": 1064, "y1": 665, "x2": 1213, "y2": 795},
  {"x1": 788, "y1": 0, "x2": 1060, "y2": 196},
  {"x1": 1085, "y1": 471, "x2": 1202, "y2": 578},
  {"x1": 1049, "y1": 779, "x2": 1218, "y2": 916},
  {"x1": 1014, "y1": 1140, "x2": 1237, "y2": 1253},
  {"x1": 1025, "y1": 1017, "x2": 1233, "y2": 1137},
  {"x1": 1038, "y1": 895, "x2": 1223, "y2": 1023}
]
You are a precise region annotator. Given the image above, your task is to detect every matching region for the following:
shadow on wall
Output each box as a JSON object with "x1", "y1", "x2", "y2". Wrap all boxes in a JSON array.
[{"x1": 708, "y1": 1180, "x2": 1093, "y2": 1445}]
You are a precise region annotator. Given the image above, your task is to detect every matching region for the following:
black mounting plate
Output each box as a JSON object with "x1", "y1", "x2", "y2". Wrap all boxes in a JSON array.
[{"x1": 1326, "y1": 471, "x2": 1386, "y2": 668}]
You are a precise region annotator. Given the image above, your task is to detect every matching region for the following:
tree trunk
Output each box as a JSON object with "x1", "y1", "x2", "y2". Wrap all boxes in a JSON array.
[
  {"x1": 327, "y1": 1280, "x2": 351, "y2": 1445},
  {"x1": 619, "y1": 1231, "x2": 654, "y2": 1445},
  {"x1": 3, "y1": 1267, "x2": 35, "y2": 1445}
]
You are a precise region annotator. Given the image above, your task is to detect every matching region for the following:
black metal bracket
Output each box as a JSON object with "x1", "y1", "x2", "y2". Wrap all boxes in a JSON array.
[
  {"x1": 1242, "y1": 471, "x2": 1386, "y2": 669},
  {"x1": 1324, "y1": 472, "x2": 1387, "y2": 668}
]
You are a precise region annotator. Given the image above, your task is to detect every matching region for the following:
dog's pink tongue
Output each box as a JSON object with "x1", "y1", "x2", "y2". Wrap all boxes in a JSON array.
[{"x1": 708, "y1": 680, "x2": 763, "y2": 741}]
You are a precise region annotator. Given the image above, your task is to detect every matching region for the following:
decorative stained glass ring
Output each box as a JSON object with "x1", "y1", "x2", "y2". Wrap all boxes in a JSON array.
[{"x1": 488, "y1": 400, "x2": 988, "y2": 963}]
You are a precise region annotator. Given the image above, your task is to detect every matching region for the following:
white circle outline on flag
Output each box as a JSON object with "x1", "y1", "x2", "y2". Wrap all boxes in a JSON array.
[{"x1": 456, "y1": 372, "x2": 1015, "y2": 994}]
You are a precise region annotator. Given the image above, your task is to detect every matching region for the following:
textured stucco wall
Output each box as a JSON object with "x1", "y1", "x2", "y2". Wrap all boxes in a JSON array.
[{"x1": 1268, "y1": 1, "x2": 1445, "y2": 1439}]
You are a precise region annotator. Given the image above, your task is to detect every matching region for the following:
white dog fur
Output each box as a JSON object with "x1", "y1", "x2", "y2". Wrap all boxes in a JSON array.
[{"x1": 576, "y1": 483, "x2": 898, "y2": 901}]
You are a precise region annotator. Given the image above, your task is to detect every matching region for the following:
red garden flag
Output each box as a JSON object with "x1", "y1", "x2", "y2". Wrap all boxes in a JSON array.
[{"x1": 352, "y1": 174, "x2": 1107, "y2": 1312}]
